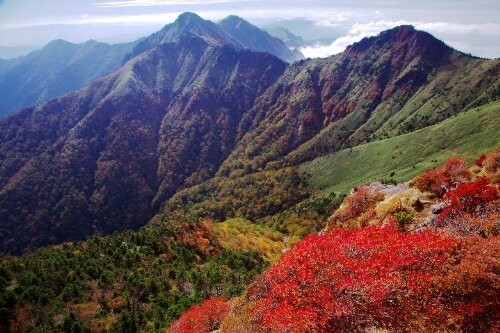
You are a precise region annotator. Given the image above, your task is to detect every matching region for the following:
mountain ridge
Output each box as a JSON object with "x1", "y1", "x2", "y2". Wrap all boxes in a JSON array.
[
  {"x1": 0, "y1": 22, "x2": 498, "y2": 254},
  {"x1": 0, "y1": 13, "x2": 301, "y2": 118},
  {"x1": 0, "y1": 35, "x2": 287, "y2": 254},
  {"x1": 219, "y1": 15, "x2": 303, "y2": 62},
  {"x1": 124, "y1": 13, "x2": 302, "y2": 63}
]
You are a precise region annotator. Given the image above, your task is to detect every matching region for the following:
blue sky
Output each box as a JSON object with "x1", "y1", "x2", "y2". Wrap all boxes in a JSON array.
[{"x1": 0, "y1": 0, "x2": 499, "y2": 58}]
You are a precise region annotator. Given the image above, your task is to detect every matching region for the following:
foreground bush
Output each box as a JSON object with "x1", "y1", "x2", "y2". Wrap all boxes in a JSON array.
[{"x1": 222, "y1": 224, "x2": 499, "y2": 332}]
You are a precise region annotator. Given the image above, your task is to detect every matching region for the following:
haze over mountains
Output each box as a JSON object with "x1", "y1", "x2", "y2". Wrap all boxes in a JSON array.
[
  {"x1": 0, "y1": 13, "x2": 498, "y2": 255},
  {"x1": 0, "y1": 39, "x2": 136, "y2": 117},
  {"x1": 0, "y1": 13, "x2": 302, "y2": 117}
]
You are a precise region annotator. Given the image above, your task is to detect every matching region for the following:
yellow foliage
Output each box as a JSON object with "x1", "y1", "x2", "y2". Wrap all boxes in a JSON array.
[
  {"x1": 215, "y1": 218, "x2": 284, "y2": 263},
  {"x1": 375, "y1": 188, "x2": 420, "y2": 217},
  {"x1": 90, "y1": 316, "x2": 118, "y2": 332}
]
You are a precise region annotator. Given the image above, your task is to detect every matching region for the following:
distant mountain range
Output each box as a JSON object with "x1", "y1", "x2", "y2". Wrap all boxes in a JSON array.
[
  {"x1": 0, "y1": 13, "x2": 498, "y2": 254},
  {"x1": 0, "y1": 13, "x2": 303, "y2": 117},
  {"x1": 0, "y1": 39, "x2": 137, "y2": 117}
]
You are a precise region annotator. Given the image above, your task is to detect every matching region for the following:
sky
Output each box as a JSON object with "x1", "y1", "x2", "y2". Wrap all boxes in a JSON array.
[{"x1": 0, "y1": 0, "x2": 499, "y2": 59}]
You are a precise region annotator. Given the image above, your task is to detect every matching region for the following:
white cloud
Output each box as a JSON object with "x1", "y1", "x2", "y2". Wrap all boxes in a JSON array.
[
  {"x1": 300, "y1": 19, "x2": 500, "y2": 58},
  {"x1": 300, "y1": 35, "x2": 361, "y2": 58},
  {"x1": 299, "y1": 20, "x2": 399, "y2": 58}
]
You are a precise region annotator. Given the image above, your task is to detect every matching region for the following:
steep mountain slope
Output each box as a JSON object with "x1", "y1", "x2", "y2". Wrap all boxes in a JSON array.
[
  {"x1": 301, "y1": 100, "x2": 500, "y2": 194},
  {"x1": 0, "y1": 35, "x2": 285, "y2": 254},
  {"x1": 217, "y1": 26, "x2": 499, "y2": 176},
  {"x1": 219, "y1": 15, "x2": 303, "y2": 62},
  {"x1": 264, "y1": 26, "x2": 305, "y2": 49},
  {"x1": 0, "y1": 39, "x2": 135, "y2": 116},
  {"x1": 125, "y1": 13, "x2": 302, "y2": 63},
  {"x1": 0, "y1": 21, "x2": 498, "y2": 255},
  {"x1": 0, "y1": 13, "x2": 299, "y2": 118}
]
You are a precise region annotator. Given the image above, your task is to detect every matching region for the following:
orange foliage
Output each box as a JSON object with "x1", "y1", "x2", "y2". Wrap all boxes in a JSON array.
[
  {"x1": 482, "y1": 148, "x2": 500, "y2": 182},
  {"x1": 176, "y1": 220, "x2": 219, "y2": 258}
]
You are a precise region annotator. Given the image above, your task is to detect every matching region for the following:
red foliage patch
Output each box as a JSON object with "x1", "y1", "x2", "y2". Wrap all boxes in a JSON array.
[
  {"x1": 439, "y1": 177, "x2": 498, "y2": 219},
  {"x1": 176, "y1": 220, "x2": 219, "y2": 258},
  {"x1": 248, "y1": 224, "x2": 463, "y2": 332},
  {"x1": 167, "y1": 297, "x2": 231, "y2": 333},
  {"x1": 412, "y1": 157, "x2": 471, "y2": 196},
  {"x1": 437, "y1": 177, "x2": 499, "y2": 235}
]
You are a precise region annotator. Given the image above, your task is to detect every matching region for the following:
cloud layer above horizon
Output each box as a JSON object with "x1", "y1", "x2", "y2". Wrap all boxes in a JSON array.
[{"x1": 0, "y1": 0, "x2": 499, "y2": 59}]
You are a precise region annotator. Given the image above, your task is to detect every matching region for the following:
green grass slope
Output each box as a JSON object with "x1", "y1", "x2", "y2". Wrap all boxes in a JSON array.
[{"x1": 301, "y1": 99, "x2": 500, "y2": 194}]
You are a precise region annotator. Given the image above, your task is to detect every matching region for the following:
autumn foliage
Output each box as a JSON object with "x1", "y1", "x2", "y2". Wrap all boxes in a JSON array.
[
  {"x1": 411, "y1": 157, "x2": 471, "y2": 196},
  {"x1": 222, "y1": 224, "x2": 499, "y2": 332},
  {"x1": 167, "y1": 297, "x2": 231, "y2": 333},
  {"x1": 176, "y1": 220, "x2": 219, "y2": 258},
  {"x1": 437, "y1": 177, "x2": 499, "y2": 235},
  {"x1": 329, "y1": 186, "x2": 384, "y2": 228}
]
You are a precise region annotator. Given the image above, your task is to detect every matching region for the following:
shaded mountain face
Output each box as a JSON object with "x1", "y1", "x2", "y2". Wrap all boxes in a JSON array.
[
  {"x1": 0, "y1": 39, "x2": 136, "y2": 117},
  {"x1": 0, "y1": 35, "x2": 286, "y2": 254},
  {"x1": 217, "y1": 26, "x2": 500, "y2": 175},
  {"x1": 219, "y1": 15, "x2": 303, "y2": 62},
  {"x1": 0, "y1": 13, "x2": 299, "y2": 119},
  {"x1": 125, "y1": 13, "x2": 302, "y2": 63},
  {"x1": 0, "y1": 24, "x2": 498, "y2": 255}
]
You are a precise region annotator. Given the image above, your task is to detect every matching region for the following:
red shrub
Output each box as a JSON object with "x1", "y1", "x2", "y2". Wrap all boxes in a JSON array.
[
  {"x1": 411, "y1": 157, "x2": 471, "y2": 196},
  {"x1": 412, "y1": 168, "x2": 448, "y2": 196},
  {"x1": 442, "y1": 157, "x2": 471, "y2": 183},
  {"x1": 437, "y1": 177, "x2": 499, "y2": 235},
  {"x1": 431, "y1": 236, "x2": 500, "y2": 332},
  {"x1": 167, "y1": 297, "x2": 231, "y2": 333},
  {"x1": 246, "y1": 224, "x2": 463, "y2": 332},
  {"x1": 438, "y1": 177, "x2": 497, "y2": 219}
]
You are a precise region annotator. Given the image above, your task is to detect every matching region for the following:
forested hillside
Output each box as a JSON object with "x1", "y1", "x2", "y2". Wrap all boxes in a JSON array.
[{"x1": 0, "y1": 21, "x2": 498, "y2": 255}]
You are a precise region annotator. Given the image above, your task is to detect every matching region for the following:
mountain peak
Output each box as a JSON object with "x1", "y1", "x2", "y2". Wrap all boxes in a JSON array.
[
  {"x1": 46, "y1": 39, "x2": 73, "y2": 47},
  {"x1": 345, "y1": 24, "x2": 451, "y2": 61},
  {"x1": 220, "y1": 15, "x2": 246, "y2": 25},
  {"x1": 389, "y1": 24, "x2": 416, "y2": 33},
  {"x1": 175, "y1": 12, "x2": 205, "y2": 26},
  {"x1": 122, "y1": 12, "x2": 243, "y2": 61},
  {"x1": 125, "y1": 12, "x2": 302, "y2": 63},
  {"x1": 218, "y1": 15, "x2": 304, "y2": 62}
]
